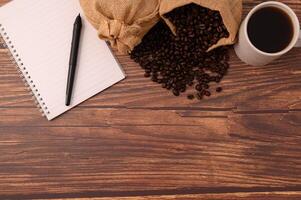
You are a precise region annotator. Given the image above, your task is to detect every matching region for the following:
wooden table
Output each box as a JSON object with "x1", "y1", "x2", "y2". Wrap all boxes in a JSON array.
[{"x1": 1, "y1": 0, "x2": 301, "y2": 199}]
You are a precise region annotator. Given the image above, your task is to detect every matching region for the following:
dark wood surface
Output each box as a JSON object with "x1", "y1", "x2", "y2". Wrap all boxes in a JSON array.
[{"x1": 0, "y1": 0, "x2": 301, "y2": 199}]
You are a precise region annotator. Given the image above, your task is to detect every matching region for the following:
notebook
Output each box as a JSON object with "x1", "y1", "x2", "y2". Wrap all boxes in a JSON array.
[{"x1": 0, "y1": 0, "x2": 125, "y2": 120}]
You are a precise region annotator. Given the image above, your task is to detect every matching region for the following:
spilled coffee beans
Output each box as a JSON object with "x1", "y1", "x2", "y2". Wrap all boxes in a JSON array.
[{"x1": 130, "y1": 4, "x2": 230, "y2": 100}]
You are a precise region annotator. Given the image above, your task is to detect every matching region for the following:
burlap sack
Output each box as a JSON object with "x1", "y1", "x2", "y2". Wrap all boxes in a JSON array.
[
  {"x1": 160, "y1": 0, "x2": 242, "y2": 50},
  {"x1": 80, "y1": 0, "x2": 160, "y2": 54}
]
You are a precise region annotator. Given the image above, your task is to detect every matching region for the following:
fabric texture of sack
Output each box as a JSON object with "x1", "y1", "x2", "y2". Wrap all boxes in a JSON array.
[{"x1": 80, "y1": 0, "x2": 160, "y2": 54}]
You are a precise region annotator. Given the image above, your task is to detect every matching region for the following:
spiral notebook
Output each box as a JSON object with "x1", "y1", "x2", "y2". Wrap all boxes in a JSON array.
[{"x1": 0, "y1": 0, "x2": 125, "y2": 120}]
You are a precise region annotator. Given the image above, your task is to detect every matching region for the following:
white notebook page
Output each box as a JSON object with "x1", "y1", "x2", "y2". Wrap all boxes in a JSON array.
[{"x1": 0, "y1": 0, "x2": 125, "y2": 120}]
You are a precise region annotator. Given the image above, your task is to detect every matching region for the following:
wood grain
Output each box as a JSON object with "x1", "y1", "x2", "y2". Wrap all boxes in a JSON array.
[
  {"x1": 1, "y1": 111, "x2": 301, "y2": 198},
  {"x1": 48, "y1": 192, "x2": 301, "y2": 200},
  {"x1": 0, "y1": 0, "x2": 301, "y2": 199}
]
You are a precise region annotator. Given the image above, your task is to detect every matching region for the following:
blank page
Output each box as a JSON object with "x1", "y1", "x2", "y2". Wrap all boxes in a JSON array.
[{"x1": 0, "y1": 0, "x2": 125, "y2": 120}]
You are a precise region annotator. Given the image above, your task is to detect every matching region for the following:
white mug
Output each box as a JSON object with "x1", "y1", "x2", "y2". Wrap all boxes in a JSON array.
[{"x1": 234, "y1": 1, "x2": 301, "y2": 66}]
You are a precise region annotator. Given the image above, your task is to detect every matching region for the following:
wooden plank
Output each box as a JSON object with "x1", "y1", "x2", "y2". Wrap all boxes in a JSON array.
[
  {"x1": 0, "y1": 107, "x2": 230, "y2": 126},
  {"x1": 0, "y1": 112, "x2": 301, "y2": 197},
  {"x1": 4, "y1": 192, "x2": 301, "y2": 199},
  {"x1": 0, "y1": 0, "x2": 9, "y2": 5},
  {"x1": 45, "y1": 192, "x2": 301, "y2": 200},
  {"x1": 1, "y1": 107, "x2": 301, "y2": 128}
]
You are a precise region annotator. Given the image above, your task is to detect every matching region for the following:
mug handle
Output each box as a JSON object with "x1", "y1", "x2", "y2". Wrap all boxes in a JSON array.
[{"x1": 295, "y1": 31, "x2": 301, "y2": 47}]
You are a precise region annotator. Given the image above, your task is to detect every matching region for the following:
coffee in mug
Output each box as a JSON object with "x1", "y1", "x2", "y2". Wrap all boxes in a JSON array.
[
  {"x1": 235, "y1": 1, "x2": 301, "y2": 66},
  {"x1": 248, "y1": 7, "x2": 294, "y2": 53}
]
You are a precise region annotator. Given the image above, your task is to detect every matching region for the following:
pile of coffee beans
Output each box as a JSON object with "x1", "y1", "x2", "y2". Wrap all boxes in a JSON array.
[{"x1": 130, "y1": 3, "x2": 230, "y2": 100}]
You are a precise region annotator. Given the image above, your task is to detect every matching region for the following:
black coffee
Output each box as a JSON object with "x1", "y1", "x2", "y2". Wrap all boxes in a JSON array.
[{"x1": 247, "y1": 7, "x2": 294, "y2": 53}]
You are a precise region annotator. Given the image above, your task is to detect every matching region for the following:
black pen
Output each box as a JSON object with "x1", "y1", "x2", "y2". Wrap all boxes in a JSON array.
[{"x1": 66, "y1": 14, "x2": 82, "y2": 106}]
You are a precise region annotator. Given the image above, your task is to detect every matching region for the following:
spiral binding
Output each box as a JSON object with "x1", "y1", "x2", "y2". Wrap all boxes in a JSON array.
[{"x1": 0, "y1": 23, "x2": 50, "y2": 117}]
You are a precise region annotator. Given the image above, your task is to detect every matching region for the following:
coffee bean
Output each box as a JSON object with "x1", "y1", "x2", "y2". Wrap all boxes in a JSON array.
[
  {"x1": 173, "y1": 89, "x2": 180, "y2": 96},
  {"x1": 188, "y1": 81, "x2": 194, "y2": 86},
  {"x1": 187, "y1": 94, "x2": 195, "y2": 100},
  {"x1": 196, "y1": 93, "x2": 203, "y2": 100},
  {"x1": 195, "y1": 84, "x2": 202, "y2": 91},
  {"x1": 216, "y1": 87, "x2": 223, "y2": 92},
  {"x1": 215, "y1": 76, "x2": 221, "y2": 83},
  {"x1": 204, "y1": 90, "x2": 211, "y2": 97},
  {"x1": 130, "y1": 4, "x2": 230, "y2": 101},
  {"x1": 180, "y1": 87, "x2": 186, "y2": 93},
  {"x1": 151, "y1": 76, "x2": 158, "y2": 82}
]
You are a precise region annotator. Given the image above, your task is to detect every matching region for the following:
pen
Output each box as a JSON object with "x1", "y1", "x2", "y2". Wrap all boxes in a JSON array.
[{"x1": 66, "y1": 14, "x2": 82, "y2": 106}]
